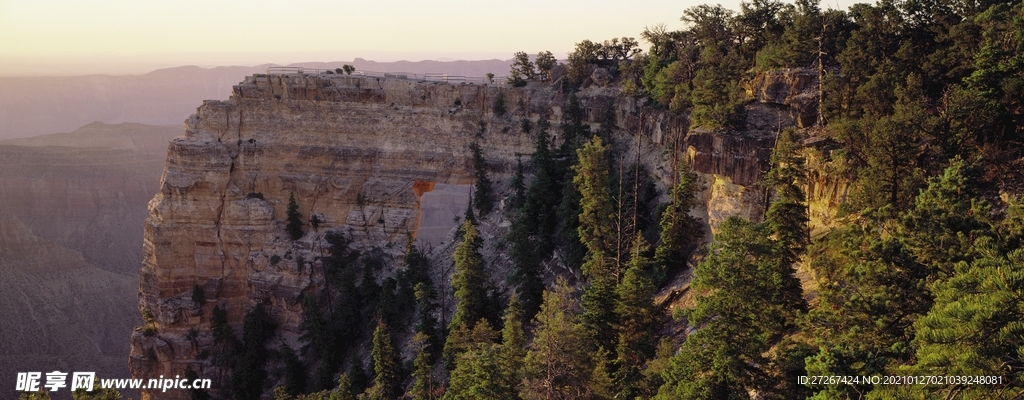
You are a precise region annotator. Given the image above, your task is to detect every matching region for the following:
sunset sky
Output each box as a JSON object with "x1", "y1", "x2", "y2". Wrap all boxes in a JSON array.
[{"x1": 0, "y1": 0, "x2": 858, "y2": 76}]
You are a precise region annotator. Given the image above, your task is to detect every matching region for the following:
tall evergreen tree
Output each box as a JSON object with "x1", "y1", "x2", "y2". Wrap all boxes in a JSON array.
[
  {"x1": 573, "y1": 135, "x2": 621, "y2": 354},
  {"x1": 498, "y1": 293, "x2": 527, "y2": 395},
  {"x1": 508, "y1": 157, "x2": 527, "y2": 210},
  {"x1": 448, "y1": 220, "x2": 487, "y2": 331},
  {"x1": 470, "y1": 142, "x2": 494, "y2": 215},
  {"x1": 802, "y1": 226, "x2": 931, "y2": 398},
  {"x1": 369, "y1": 320, "x2": 400, "y2": 400},
  {"x1": 298, "y1": 294, "x2": 334, "y2": 391},
  {"x1": 409, "y1": 332, "x2": 437, "y2": 400},
  {"x1": 521, "y1": 278, "x2": 594, "y2": 400},
  {"x1": 232, "y1": 304, "x2": 275, "y2": 400},
  {"x1": 559, "y1": 93, "x2": 590, "y2": 154},
  {"x1": 573, "y1": 136, "x2": 617, "y2": 276},
  {"x1": 657, "y1": 217, "x2": 801, "y2": 399},
  {"x1": 653, "y1": 167, "x2": 700, "y2": 283},
  {"x1": 613, "y1": 235, "x2": 659, "y2": 399},
  {"x1": 287, "y1": 192, "x2": 304, "y2": 240},
  {"x1": 887, "y1": 241, "x2": 1024, "y2": 399}
]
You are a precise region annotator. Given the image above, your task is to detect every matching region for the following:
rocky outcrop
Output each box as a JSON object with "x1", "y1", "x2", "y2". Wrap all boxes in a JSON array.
[
  {"x1": 130, "y1": 74, "x2": 545, "y2": 399},
  {"x1": 130, "y1": 69, "x2": 815, "y2": 398},
  {"x1": 744, "y1": 68, "x2": 820, "y2": 128}
]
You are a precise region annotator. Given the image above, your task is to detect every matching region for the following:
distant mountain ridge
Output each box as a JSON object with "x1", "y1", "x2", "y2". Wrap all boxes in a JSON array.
[{"x1": 0, "y1": 59, "x2": 512, "y2": 140}]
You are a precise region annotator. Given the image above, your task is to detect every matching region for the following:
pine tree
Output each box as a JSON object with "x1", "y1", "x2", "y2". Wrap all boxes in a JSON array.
[
  {"x1": 763, "y1": 129, "x2": 808, "y2": 260},
  {"x1": 573, "y1": 135, "x2": 621, "y2": 354},
  {"x1": 444, "y1": 340, "x2": 515, "y2": 400},
  {"x1": 589, "y1": 347, "x2": 615, "y2": 400},
  {"x1": 521, "y1": 278, "x2": 594, "y2": 400},
  {"x1": 232, "y1": 304, "x2": 275, "y2": 400},
  {"x1": 287, "y1": 192, "x2": 304, "y2": 240},
  {"x1": 517, "y1": 115, "x2": 559, "y2": 256},
  {"x1": 900, "y1": 157, "x2": 992, "y2": 277},
  {"x1": 653, "y1": 167, "x2": 700, "y2": 283},
  {"x1": 559, "y1": 93, "x2": 590, "y2": 154},
  {"x1": 762, "y1": 129, "x2": 809, "y2": 313},
  {"x1": 573, "y1": 135, "x2": 617, "y2": 276},
  {"x1": 657, "y1": 217, "x2": 800, "y2": 399},
  {"x1": 613, "y1": 235, "x2": 659, "y2": 399},
  {"x1": 802, "y1": 225, "x2": 931, "y2": 399},
  {"x1": 470, "y1": 142, "x2": 494, "y2": 215},
  {"x1": 334, "y1": 374, "x2": 357, "y2": 400},
  {"x1": 413, "y1": 282, "x2": 440, "y2": 357},
  {"x1": 498, "y1": 293, "x2": 527, "y2": 393},
  {"x1": 580, "y1": 262, "x2": 619, "y2": 362},
  {"x1": 448, "y1": 220, "x2": 487, "y2": 332},
  {"x1": 507, "y1": 211, "x2": 544, "y2": 319},
  {"x1": 369, "y1": 320, "x2": 400, "y2": 400},
  {"x1": 298, "y1": 294, "x2": 335, "y2": 391},
  {"x1": 508, "y1": 157, "x2": 527, "y2": 210},
  {"x1": 409, "y1": 332, "x2": 437, "y2": 400},
  {"x1": 279, "y1": 344, "x2": 306, "y2": 396},
  {"x1": 886, "y1": 241, "x2": 1024, "y2": 399}
]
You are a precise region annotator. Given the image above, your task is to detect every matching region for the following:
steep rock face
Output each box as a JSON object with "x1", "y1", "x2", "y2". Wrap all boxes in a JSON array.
[
  {"x1": 131, "y1": 71, "x2": 809, "y2": 398},
  {"x1": 130, "y1": 74, "x2": 544, "y2": 398}
]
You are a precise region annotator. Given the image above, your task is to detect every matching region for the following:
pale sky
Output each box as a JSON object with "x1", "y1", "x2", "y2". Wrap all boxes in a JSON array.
[{"x1": 0, "y1": 0, "x2": 859, "y2": 76}]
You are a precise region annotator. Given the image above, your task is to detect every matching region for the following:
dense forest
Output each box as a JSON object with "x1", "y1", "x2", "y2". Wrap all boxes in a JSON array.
[{"x1": 30, "y1": 0, "x2": 1021, "y2": 399}]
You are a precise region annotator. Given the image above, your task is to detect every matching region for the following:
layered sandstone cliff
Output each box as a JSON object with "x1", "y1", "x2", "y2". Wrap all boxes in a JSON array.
[{"x1": 129, "y1": 69, "x2": 830, "y2": 398}]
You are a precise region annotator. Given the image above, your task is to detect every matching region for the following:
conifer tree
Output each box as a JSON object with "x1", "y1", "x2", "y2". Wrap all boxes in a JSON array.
[
  {"x1": 444, "y1": 220, "x2": 491, "y2": 367},
  {"x1": 470, "y1": 142, "x2": 494, "y2": 215},
  {"x1": 298, "y1": 294, "x2": 335, "y2": 391},
  {"x1": 522, "y1": 278, "x2": 594, "y2": 400},
  {"x1": 657, "y1": 217, "x2": 800, "y2": 399},
  {"x1": 559, "y1": 93, "x2": 590, "y2": 153},
  {"x1": 409, "y1": 332, "x2": 437, "y2": 400},
  {"x1": 887, "y1": 241, "x2": 1024, "y2": 399},
  {"x1": 287, "y1": 192, "x2": 303, "y2": 240},
  {"x1": 573, "y1": 135, "x2": 621, "y2": 354},
  {"x1": 900, "y1": 157, "x2": 992, "y2": 276},
  {"x1": 763, "y1": 129, "x2": 809, "y2": 264},
  {"x1": 413, "y1": 282, "x2": 440, "y2": 356},
  {"x1": 335, "y1": 374, "x2": 357, "y2": 400},
  {"x1": 613, "y1": 235, "x2": 659, "y2": 399},
  {"x1": 232, "y1": 304, "x2": 275, "y2": 400},
  {"x1": 573, "y1": 136, "x2": 617, "y2": 275},
  {"x1": 369, "y1": 320, "x2": 400, "y2": 400},
  {"x1": 444, "y1": 340, "x2": 515, "y2": 400},
  {"x1": 516, "y1": 115, "x2": 559, "y2": 257},
  {"x1": 448, "y1": 220, "x2": 487, "y2": 332},
  {"x1": 762, "y1": 129, "x2": 809, "y2": 313},
  {"x1": 653, "y1": 167, "x2": 699, "y2": 283},
  {"x1": 498, "y1": 293, "x2": 527, "y2": 394},
  {"x1": 279, "y1": 344, "x2": 305, "y2": 396},
  {"x1": 802, "y1": 225, "x2": 931, "y2": 398},
  {"x1": 589, "y1": 347, "x2": 616, "y2": 400},
  {"x1": 508, "y1": 157, "x2": 526, "y2": 210}
]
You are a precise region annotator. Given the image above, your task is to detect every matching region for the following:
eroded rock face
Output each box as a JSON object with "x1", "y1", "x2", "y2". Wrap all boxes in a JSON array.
[
  {"x1": 130, "y1": 74, "x2": 547, "y2": 399},
  {"x1": 130, "y1": 71, "x2": 812, "y2": 398}
]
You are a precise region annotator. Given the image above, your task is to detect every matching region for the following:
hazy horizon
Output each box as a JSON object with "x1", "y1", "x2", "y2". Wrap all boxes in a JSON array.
[{"x1": 0, "y1": 0, "x2": 860, "y2": 77}]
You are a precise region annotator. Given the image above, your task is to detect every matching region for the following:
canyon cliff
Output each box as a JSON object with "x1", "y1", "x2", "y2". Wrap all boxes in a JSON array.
[{"x1": 129, "y1": 69, "x2": 841, "y2": 399}]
